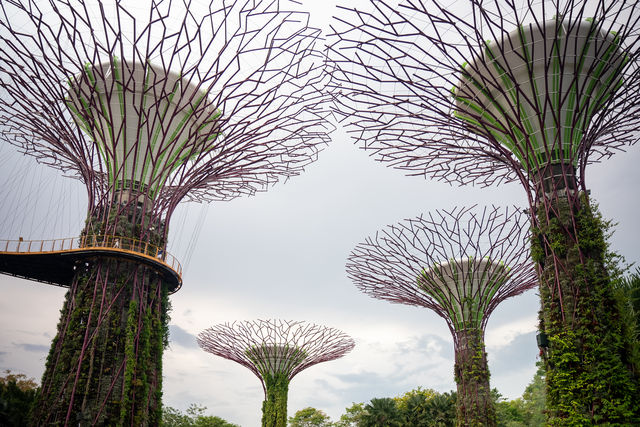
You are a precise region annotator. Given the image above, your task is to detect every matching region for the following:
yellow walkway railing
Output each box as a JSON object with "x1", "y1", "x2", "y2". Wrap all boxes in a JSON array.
[{"x1": 0, "y1": 235, "x2": 182, "y2": 278}]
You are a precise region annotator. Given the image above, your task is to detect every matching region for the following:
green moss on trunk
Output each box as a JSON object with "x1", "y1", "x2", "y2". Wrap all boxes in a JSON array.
[
  {"x1": 454, "y1": 328, "x2": 496, "y2": 426},
  {"x1": 261, "y1": 372, "x2": 289, "y2": 427},
  {"x1": 31, "y1": 205, "x2": 170, "y2": 426},
  {"x1": 532, "y1": 195, "x2": 640, "y2": 425}
]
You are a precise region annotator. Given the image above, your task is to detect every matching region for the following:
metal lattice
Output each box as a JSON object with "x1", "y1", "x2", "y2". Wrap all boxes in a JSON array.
[
  {"x1": 330, "y1": 1, "x2": 640, "y2": 422},
  {"x1": 0, "y1": 1, "x2": 332, "y2": 424},
  {"x1": 0, "y1": 0, "x2": 332, "y2": 240},
  {"x1": 197, "y1": 319, "x2": 355, "y2": 394},
  {"x1": 328, "y1": 0, "x2": 640, "y2": 197},
  {"x1": 346, "y1": 206, "x2": 537, "y2": 344}
]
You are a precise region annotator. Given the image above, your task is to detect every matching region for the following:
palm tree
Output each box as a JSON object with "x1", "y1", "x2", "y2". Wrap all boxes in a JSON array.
[
  {"x1": 615, "y1": 268, "x2": 640, "y2": 375},
  {"x1": 361, "y1": 398, "x2": 403, "y2": 427},
  {"x1": 424, "y1": 393, "x2": 456, "y2": 427},
  {"x1": 403, "y1": 393, "x2": 430, "y2": 426}
]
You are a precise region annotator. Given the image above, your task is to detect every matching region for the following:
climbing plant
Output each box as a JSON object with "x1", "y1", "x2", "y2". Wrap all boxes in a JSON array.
[
  {"x1": 454, "y1": 329, "x2": 496, "y2": 426},
  {"x1": 532, "y1": 197, "x2": 640, "y2": 424},
  {"x1": 261, "y1": 372, "x2": 289, "y2": 427},
  {"x1": 32, "y1": 207, "x2": 171, "y2": 425}
]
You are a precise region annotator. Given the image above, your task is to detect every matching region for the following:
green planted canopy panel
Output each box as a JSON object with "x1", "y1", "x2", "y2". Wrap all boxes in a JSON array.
[
  {"x1": 66, "y1": 57, "x2": 222, "y2": 199},
  {"x1": 453, "y1": 19, "x2": 625, "y2": 172},
  {"x1": 246, "y1": 344, "x2": 308, "y2": 378},
  {"x1": 419, "y1": 257, "x2": 509, "y2": 330}
]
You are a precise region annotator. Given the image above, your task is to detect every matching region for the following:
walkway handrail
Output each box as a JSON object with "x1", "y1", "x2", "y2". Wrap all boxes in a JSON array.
[{"x1": 0, "y1": 235, "x2": 182, "y2": 277}]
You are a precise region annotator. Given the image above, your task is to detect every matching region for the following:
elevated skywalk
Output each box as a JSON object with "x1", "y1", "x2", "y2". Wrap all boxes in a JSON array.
[{"x1": 0, "y1": 235, "x2": 182, "y2": 293}]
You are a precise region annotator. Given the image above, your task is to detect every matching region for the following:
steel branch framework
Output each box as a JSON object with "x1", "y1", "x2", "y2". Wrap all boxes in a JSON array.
[
  {"x1": 198, "y1": 320, "x2": 355, "y2": 426},
  {"x1": 0, "y1": 0, "x2": 331, "y2": 234},
  {"x1": 347, "y1": 206, "x2": 537, "y2": 342},
  {"x1": 347, "y1": 206, "x2": 536, "y2": 424},
  {"x1": 0, "y1": 1, "x2": 331, "y2": 425},
  {"x1": 328, "y1": 0, "x2": 640, "y2": 195},
  {"x1": 198, "y1": 319, "x2": 355, "y2": 388}
]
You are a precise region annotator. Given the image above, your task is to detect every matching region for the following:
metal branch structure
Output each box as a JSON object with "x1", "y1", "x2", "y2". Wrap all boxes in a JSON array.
[
  {"x1": 197, "y1": 320, "x2": 355, "y2": 427},
  {"x1": 347, "y1": 206, "x2": 537, "y2": 425},
  {"x1": 0, "y1": 0, "x2": 331, "y2": 424},
  {"x1": 328, "y1": 0, "x2": 640, "y2": 191},
  {"x1": 329, "y1": 0, "x2": 640, "y2": 422}
]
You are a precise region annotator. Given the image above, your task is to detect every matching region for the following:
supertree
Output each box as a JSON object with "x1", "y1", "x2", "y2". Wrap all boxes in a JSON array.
[
  {"x1": 197, "y1": 319, "x2": 355, "y2": 427},
  {"x1": 328, "y1": 0, "x2": 640, "y2": 422},
  {"x1": 0, "y1": 0, "x2": 331, "y2": 424},
  {"x1": 346, "y1": 206, "x2": 537, "y2": 426}
]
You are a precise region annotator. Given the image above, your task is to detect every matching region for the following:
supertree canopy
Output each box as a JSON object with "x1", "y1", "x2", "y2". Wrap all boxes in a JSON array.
[
  {"x1": 329, "y1": 0, "x2": 640, "y2": 422},
  {"x1": 328, "y1": 0, "x2": 639, "y2": 193},
  {"x1": 65, "y1": 59, "x2": 223, "y2": 203},
  {"x1": 452, "y1": 17, "x2": 627, "y2": 193},
  {"x1": 197, "y1": 319, "x2": 355, "y2": 427},
  {"x1": 0, "y1": 0, "x2": 331, "y2": 424},
  {"x1": 347, "y1": 206, "x2": 537, "y2": 426}
]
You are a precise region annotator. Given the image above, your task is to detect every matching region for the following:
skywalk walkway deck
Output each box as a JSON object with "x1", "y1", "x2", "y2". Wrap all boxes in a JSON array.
[{"x1": 0, "y1": 236, "x2": 182, "y2": 293}]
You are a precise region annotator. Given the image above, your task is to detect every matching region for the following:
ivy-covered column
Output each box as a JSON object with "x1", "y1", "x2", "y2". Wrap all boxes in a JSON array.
[
  {"x1": 32, "y1": 206, "x2": 171, "y2": 426},
  {"x1": 32, "y1": 258, "x2": 169, "y2": 426},
  {"x1": 532, "y1": 194, "x2": 640, "y2": 424},
  {"x1": 454, "y1": 329, "x2": 496, "y2": 427},
  {"x1": 261, "y1": 372, "x2": 289, "y2": 427}
]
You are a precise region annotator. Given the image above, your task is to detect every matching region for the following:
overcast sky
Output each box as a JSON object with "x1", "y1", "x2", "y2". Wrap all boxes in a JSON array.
[{"x1": 1, "y1": 1, "x2": 640, "y2": 426}]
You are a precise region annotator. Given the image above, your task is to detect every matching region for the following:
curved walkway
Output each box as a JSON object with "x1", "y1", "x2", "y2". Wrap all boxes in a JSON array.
[{"x1": 0, "y1": 235, "x2": 182, "y2": 293}]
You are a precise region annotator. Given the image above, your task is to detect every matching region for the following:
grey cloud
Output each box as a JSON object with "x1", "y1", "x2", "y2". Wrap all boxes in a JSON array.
[
  {"x1": 398, "y1": 333, "x2": 454, "y2": 359},
  {"x1": 15, "y1": 343, "x2": 50, "y2": 352},
  {"x1": 169, "y1": 324, "x2": 199, "y2": 349},
  {"x1": 488, "y1": 331, "x2": 539, "y2": 398},
  {"x1": 488, "y1": 331, "x2": 538, "y2": 375},
  {"x1": 326, "y1": 333, "x2": 458, "y2": 403}
]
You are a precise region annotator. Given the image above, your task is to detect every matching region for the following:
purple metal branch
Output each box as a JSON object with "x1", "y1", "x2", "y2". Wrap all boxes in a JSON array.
[
  {"x1": 346, "y1": 206, "x2": 537, "y2": 341},
  {"x1": 0, "y1": 0, "x2": 331, "y2": 233},
  {"x1": 327, "y1": 0, "x2": 640, "y2": 195},
  {"x1": 197, "y1": 319, "x2": 355, "y2": 391}
]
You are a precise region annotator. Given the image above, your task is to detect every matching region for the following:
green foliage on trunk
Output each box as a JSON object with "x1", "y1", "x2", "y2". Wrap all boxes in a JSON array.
[
  {"x1": 31, "y1": 207, "x2": 171, "y2": 426},
  {"x1": 532, "y1": 196, "x2": 640, "y2": 424},
  {"x1": 454, "y1": 329, "x2": 496, "y2": 426},
  {"x1": 262, "y1": 372, "x2": 290, "y2": 427}
]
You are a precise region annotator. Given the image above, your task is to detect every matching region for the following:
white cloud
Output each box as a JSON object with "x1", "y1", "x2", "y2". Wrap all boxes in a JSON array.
[{"x1": 485, "y1": 315, "x2": 538, "y2": 350}]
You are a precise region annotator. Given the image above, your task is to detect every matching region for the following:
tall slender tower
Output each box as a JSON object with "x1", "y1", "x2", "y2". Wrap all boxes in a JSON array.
[
  {"x1": 347, "y1": 206, "x2": 537, "y2": 426},
  {"x1": 0, "y1": 1, "x2": 330, "y2": 424},
  {"x1": 328, "y1": 0, "x2": 640, "y2": 422},
  {"x1": 197, "y1": 320, "x2": 355, "y2": 427}
]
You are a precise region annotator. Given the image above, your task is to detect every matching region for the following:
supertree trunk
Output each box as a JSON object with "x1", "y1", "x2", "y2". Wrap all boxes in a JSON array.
[
  {"x1": 32, "y1": 203, "x2": 170, "y2": 426},
  {"x1": 346, "y1": 207, "x2": 537, "y2": 426},
  {"x1": 34, "y1": 259, "x2": 169, "y2": 426},
  {"x1": 454, "y1": 329, "x2": 495, "y2": 427},
  {"x1": 532, "y1": 192, "x2": 637, "y2": 423},
  {"x1": 261, "y1": 372, "x2": 289, "y2": 427},
  {"x1": 0, "y1": 0, "x2": 331, "y2": 424}
]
